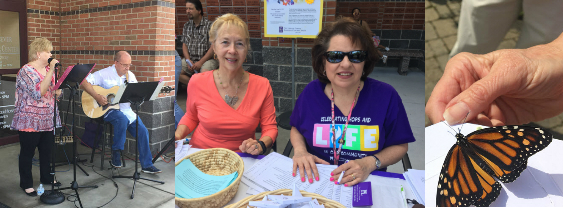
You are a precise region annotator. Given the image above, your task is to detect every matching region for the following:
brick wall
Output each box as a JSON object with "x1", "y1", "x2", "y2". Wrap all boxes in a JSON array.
[
  {"x1": 27, "y1": 0, "x2": 60, "y2": 51},
  {"x1": 27, "y1": 0, "x2": 177, "y2": 156},
  {"x1": 336, "y1": 1, "x2": 425, "y2": 30}
]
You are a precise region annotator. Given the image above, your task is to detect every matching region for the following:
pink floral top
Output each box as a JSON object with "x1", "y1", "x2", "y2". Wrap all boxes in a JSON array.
[{"x1": 10, "y1": 64, "x2": 61, "y2": 131}]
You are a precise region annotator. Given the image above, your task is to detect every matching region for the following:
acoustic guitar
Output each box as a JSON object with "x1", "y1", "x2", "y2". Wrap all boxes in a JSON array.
[{"x1": 82, "y1": 85, "x2": 173, "y2": 118}]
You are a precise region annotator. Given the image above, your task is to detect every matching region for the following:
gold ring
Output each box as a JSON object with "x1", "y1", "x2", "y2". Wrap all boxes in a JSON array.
[
  {"x1": 255, "y1": 144, "x2": 258, "y2": 150},
  {"x1": 352, "y1": 174, "x2": 356, "y2": 180}
]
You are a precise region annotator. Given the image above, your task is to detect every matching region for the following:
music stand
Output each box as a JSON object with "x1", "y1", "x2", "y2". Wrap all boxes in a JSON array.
[
  {"x1": 43, "y1": 64, "x2": 98, "y2": 208},
  {"x1": 54, "y1": 64, "x2": 95, "y2": 175},
  {"x1": 111, "y1": 81, "x2": 165, "y2": 199}
]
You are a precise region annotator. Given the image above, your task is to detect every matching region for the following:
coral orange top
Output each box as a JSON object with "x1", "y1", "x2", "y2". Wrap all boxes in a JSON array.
[{"x1": 179, "y1": 71, "x2": 278, "y2": 151}]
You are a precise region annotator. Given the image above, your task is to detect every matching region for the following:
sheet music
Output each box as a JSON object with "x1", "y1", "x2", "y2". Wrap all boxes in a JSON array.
[
  {"x1": 150, "y1": 80, "x2": 165, "y2": 101},
  {"x1": 243, "y1": 152, "x2": 353, "y2": 207},
  {"x1": 112, "y1": 83, "x2": 127, "y2": 104}
]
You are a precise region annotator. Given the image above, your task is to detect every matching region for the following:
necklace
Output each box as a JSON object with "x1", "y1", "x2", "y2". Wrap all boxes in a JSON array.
[
  {"x1": 331, "y1": 83, "x2": 361, "y2": 165},
  {"x1": 216, "y1": 69, "x2": 244, "y2": 107}
]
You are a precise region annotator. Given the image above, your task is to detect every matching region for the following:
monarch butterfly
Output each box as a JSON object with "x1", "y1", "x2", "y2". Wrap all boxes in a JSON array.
[{"x1": 436, "y1": 125, "x2": 552, "y2": 207}]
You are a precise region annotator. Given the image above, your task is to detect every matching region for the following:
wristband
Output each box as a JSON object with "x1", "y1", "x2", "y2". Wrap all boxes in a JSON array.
[{"x1": 258, "y1": 140, "x2": 267, "y2": 155}]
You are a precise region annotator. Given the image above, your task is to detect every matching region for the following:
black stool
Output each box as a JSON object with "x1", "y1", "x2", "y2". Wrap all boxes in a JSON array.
[{"x1": 90, "y1": 117, "x2": 125, "y2": 170}]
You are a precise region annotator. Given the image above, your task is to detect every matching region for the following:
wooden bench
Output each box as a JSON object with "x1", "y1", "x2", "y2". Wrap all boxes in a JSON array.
[{"x1": 382, "y1": 49, "x2": 424, "y2": 75}]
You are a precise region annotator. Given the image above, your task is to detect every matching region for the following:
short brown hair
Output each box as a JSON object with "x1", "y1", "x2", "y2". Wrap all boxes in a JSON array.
[
  {"x1": 29, "y1": 38, "x2": 53, "y2": 61},
  {"x1": 312, "y1": 19, "x2": 378, "y2": 84}
]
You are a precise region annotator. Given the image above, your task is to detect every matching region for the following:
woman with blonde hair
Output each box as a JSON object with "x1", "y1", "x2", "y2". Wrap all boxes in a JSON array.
[
  {"x1": 11, "y1": 37, "x2": 62, "y2": 196},
  {"x1": 175, "y1": 14, "x2": 278, "y2": 155}
]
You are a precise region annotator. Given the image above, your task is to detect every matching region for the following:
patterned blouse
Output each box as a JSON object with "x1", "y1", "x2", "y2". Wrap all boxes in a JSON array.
[{"x1": 10, "y1": 64, "x2": 61, "y2": 132}]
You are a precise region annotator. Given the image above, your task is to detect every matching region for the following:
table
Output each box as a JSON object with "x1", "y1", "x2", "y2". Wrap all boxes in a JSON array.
[{"x1": 178, "y1": 148, "x2": 418, "y2": 208}]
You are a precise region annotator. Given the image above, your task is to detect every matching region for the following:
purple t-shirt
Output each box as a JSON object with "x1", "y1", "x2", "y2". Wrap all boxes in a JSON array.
[{"x1": 290, "y1": 78, "x2": 415, "y2": 170}]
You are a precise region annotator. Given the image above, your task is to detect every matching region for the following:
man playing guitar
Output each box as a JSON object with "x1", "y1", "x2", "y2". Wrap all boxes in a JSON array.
[{"x1": 80, "y1": 51, "x2": 162, "y2": 174}]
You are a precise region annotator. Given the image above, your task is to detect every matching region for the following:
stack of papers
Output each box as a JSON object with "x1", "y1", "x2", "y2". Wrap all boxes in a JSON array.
[
  {"x1": 175, "y1": 140, "x2": 191, "y2": 163},
  {"x1": 175, "y1": 159, "x2": 238, "y2": 199},
  {"x1": 248, "y1": 184, "x2": 324, "y2": 208},
  {"x1": 241, "y1": 152, "x2": 352, "y2": 207},
  {"x1": 403, "y1": 169, "x2": 425, "y2": 205}
]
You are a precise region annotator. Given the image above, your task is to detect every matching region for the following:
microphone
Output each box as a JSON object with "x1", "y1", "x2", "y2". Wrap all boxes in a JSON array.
[{"x1": 48, "y1": 58, "x2": 62, "y2": 66}]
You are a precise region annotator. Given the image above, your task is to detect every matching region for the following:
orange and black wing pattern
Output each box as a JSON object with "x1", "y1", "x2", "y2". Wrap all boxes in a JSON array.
[
  {"x1": 466, "y1": 125, "x2": 552, "y2": 183},
  {"x1": 437, "y1": 125, "x2": 552, "y2": 207},
  {"x1": 436, "y1": 145, "x2": 501, "y2": 207}
]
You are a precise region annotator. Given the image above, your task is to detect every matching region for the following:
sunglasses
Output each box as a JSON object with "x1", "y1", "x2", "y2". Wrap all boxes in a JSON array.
[{"x1": 325, "y1": 50, "x2": 368, "y2": 63}]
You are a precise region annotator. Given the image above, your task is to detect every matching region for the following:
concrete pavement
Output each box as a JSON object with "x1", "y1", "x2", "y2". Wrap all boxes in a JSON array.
[{"x1": 0, "y1": 143, "x2": 174, "y2": 208}]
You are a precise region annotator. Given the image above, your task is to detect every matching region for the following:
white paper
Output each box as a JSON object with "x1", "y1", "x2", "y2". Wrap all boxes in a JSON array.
[
  {"x1": 242, "y1": 152, "x2": 353, "y2": 207},
  {"x1": 174, "y1": 141, "x2": 191, "y2": 163},
  {"x1": 403, "y1": 169, "x2": 425, "y2": 205},
  {"x1": 111, "y1": 83, "x2": 127, "y2": 104},
  {"x1": 149, "y1": 80, "x2": 165, "y2": 101},
  {"x1": 425, "y1": 123, "x2": 563, "y2": 207},
  {"x1": 183, "y1": 148, "x2": 416, "y2": 208},
  {"x1": 368, "y1": 184, "x2": 404, "y2": 208}
]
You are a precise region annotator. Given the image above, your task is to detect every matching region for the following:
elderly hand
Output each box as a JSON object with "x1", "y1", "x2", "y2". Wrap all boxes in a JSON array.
[
  {"x1": 239, "y1": 138, "x2": 262, "y2": 155},
  {"x1": 292, "y1": 151, "x2": 330, "y2": 184},
  {"x1": 330, "y1": 157, "x2": 376, "y2": 187},
  {"x1": 426, "y1": 34, "x2": 563, "y2": 126}
]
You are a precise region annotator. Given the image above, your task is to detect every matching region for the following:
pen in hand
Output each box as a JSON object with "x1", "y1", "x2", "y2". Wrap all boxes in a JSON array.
[{"x1": 337, "y1": 160, "x2": 349, "y2": 185}]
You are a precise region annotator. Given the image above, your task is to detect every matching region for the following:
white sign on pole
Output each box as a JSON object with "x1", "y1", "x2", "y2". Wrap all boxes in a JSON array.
[{"x1": 264, "y1": 0, "x2": 324, "y2": 38}]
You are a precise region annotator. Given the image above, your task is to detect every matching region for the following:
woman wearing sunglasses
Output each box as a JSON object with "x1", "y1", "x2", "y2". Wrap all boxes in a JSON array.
[{"x1": 289, "y1": 19, "x2": 415, "y2": 186}]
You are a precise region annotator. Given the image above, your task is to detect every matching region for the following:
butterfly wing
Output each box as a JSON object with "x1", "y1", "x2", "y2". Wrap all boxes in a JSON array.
[
  {"x1": 436, "y1": 144, "x2": 501, "y2": 207},
  {"x1": 466, "y1": 125, "x2": 552, "y2": 183}
]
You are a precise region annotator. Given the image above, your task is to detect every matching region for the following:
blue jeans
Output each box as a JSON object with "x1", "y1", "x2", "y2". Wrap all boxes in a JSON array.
[
  {"x1": 174, "y1": 101, "x2": 184, "y2": 128},
  {"x1": 104, "y1": 110, "x2": 153, "y2": 168},
  {"x1": 175, "y1": 50, "x2": 182, "y2": 98},
  {"x1": 174, "y1": 49, "x2": 185, "y2": 128}
]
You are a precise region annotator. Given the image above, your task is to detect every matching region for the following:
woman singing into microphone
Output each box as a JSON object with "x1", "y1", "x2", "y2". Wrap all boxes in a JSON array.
[{"x1": 10, "y1": 38, "x2": 62, "y2": 196}]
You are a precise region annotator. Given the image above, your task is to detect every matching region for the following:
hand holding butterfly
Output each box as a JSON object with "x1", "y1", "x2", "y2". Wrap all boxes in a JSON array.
[{"x1": 426, "y1": 33, "x2": 563, "y2": 126}]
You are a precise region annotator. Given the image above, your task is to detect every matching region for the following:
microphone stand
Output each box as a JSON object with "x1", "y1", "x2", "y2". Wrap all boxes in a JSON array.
[{"x1": 40, "y1": 61, "x2": 64, "y2": 205}]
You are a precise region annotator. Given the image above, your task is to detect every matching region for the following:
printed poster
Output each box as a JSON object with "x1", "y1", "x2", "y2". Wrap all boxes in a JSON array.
[{"x1": 264, "y1": 0, "x2": 324, "y2": 38}]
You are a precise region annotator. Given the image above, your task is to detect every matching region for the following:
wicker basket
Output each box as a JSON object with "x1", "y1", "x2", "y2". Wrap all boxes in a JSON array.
[
  {"x1": 175, "y1": 148, "x2": 244, "y2": 208},
  {"x1": 224, "y1": 189, "x2": 347, "y2": 208}
]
